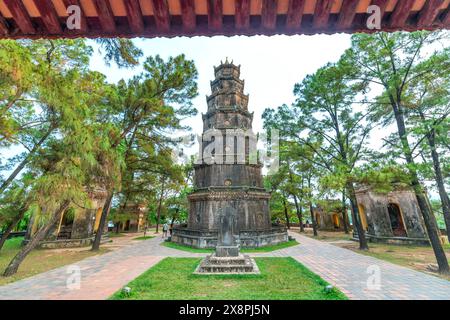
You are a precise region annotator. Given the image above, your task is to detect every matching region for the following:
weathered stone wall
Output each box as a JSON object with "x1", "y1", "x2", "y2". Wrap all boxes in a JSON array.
[
  {"x1": 203, "y1": 110, "x2": 253, "y2": 131},
  {"x1": 194, "y1": 164, "x2": 263, "y2": 188},
  {"x1": 356, "y1": 191, "x2": 393, "y2": 237},
  {"x1": 26, "y1": 184, "x2": 108, "y2": 247},
  {"x1": 355, "y1": 187, "x2": 428, "y2": 240},
  {"x1": 188, "y1": 190, "x2": 271, "y2": 231},
  {"x1": 314, "y1": 208, "x2": 345, "y2": 231},
  {"x1": 71, "y1": 208, "x2": 96, "y2": 239},
  {"x1": 388, "y1": 190, "x2": 428, "y2": 238}
]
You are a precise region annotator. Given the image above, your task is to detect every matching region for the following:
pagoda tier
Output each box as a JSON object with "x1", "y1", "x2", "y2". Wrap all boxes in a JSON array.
[{"x1": 172, "y1": 61, "x2": 288, "y2": 248}]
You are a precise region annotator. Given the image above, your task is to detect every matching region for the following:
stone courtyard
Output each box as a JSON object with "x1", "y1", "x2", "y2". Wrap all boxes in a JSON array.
[{"x1": 0, "y1": 231, "x2": 449, "y2": 300}]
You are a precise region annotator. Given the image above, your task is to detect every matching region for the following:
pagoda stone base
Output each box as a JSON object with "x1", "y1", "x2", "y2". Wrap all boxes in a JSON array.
[
  {"x1": 194, "y1": 253, "x2": 260, "y2": 274},
  {"x1": 171, "y1": 225, "x2": 288, "y2": 249}
]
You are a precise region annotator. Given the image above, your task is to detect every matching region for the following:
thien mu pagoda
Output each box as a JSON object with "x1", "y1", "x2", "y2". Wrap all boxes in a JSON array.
[{"x1": 172, "y1": 60, "x2": 288, "y2": 248}]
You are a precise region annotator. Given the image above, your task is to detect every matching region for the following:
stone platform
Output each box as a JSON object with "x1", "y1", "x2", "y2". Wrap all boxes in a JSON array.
[
  {"x1": 194, "y1": 253, "x2": 260, "y2": 275},
  {"x1": 172, "y1": 225, "x2": 288, "y2": 249}
]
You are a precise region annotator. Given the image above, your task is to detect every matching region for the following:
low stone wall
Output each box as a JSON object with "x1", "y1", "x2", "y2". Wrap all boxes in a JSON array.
[
  {"x1": 37, "y1": 238, "x2": 94, "y2": 249},
  {"x1": 23, "y1": 236, "x2": 109, "y2": 249},
  {"x1": 171, "y1": 225, "x2": 288, "y2": 248},
  {"x1": 353, "y1": 232, "x2": 430, "y2": 246}
]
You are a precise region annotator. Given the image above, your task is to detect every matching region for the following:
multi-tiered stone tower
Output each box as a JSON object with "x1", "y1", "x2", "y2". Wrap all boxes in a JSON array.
[{"x1": 172, "y1": 60, "x2": 288, "y2": 248}]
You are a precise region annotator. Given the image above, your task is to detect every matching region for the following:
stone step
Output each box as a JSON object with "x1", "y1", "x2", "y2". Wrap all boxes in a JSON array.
[
  {"x1": 206, "y1": 257, "x2": 249, "y2": 265},
  {"x1": 197, "y1": 265, "x2": 256, "y2": 273},
  {"x1": 194, "y1": 253, "x2": 260, "y2": 274}
]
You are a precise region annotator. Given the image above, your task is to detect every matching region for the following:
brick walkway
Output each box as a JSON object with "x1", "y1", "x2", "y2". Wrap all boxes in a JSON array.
[
  {"x1": 280, "y1": 233, "x2": 450, "y2": 300},
  {"x1": 0, "y1": 233, "x2": 449, "y2": 300},
  {"x1": 0, "y1": 237, "x2": 206, "y2": 300}
]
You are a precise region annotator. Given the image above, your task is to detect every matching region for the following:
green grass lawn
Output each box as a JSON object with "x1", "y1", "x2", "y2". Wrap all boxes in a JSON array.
[
  {"x1": 161, "y1": 240, "x2": 299, "y2": 253},
  {"x1": 0, "y1": 237, "x2": 108, "y2": 286},
  {"x1": 241, "y1": 240, "x2": 299, "y2": 252},
  {"x1": 110, "y1": 257, "x2": 346, "y2": 300},
  {"x1": 162, "y1": 241, "x2": 213, "y2": 253},
  {"x1": 133, "y1": 236, "x2": 155, "y2": 240}
]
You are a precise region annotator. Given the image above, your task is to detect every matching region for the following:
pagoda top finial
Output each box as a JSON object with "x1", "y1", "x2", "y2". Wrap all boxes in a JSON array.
[{"x1": 214, "y1": 58, "x2": 241, "y2": 78}]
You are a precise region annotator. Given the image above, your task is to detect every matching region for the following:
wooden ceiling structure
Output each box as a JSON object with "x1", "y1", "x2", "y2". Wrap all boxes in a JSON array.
[{"x1": 0, "y1": 0, "x2": 449, "y2": 39}]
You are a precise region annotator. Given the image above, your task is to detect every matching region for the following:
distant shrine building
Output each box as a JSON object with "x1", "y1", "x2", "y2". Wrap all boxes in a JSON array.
[
  {"x1": 313, "y1": 200, "x2": 346, "y2": 232},
  {"x1": 172, "y1": 61, "x2": 288, "y2": 248},
  {"x1": 355, "y1": 184, "x2": 431, "y2": 245},
  {"x1": 25, "y1": 185, "x2": 147, "y2": 248}
]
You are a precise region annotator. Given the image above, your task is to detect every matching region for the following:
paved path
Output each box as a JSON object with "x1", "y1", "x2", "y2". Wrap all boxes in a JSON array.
[
  {"x1": 0, "y1": 237, "x2": 206, "y2": 300},
  {"x1": 0, "y1": 233, "x2": 449, "y2": 300},
  {"x1": 283, "y1": 233, "x2": 450, "y2": 300}
]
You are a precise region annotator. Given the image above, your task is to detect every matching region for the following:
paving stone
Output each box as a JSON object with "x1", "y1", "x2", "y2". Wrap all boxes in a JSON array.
[{"x1": 0, "y1": 233, "x2": 449, "y2": 300}]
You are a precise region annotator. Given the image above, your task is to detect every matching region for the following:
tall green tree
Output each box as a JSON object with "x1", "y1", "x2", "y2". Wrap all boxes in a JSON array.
[
  {"x1": 344, "y1": 31, "x2": 449, "y2": 273},
  {"x1": 91, "y1": 54, "x2": 198, "y2": 250},
  {"x1": 404, "y1": 53, "x2": 450, "y2": 241}
]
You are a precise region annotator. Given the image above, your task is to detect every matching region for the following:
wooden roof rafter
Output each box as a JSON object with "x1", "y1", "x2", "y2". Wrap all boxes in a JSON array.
[
  {"x1": 93, "y1": 0, "x2": 116, "y2": 33},
  {"x1": 0, "y1": 0, "x2": 448, "y2": 39}
]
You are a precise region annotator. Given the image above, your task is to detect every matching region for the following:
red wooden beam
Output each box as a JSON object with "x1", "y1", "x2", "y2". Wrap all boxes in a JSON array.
[
  {"x1": 3, "y1": 0, "x2": 36, "y2": 34},
  {"x1": 337, "y1": 0, "x2": 359, "y2": 29},
  {"x1": 443, "y1": 7, "x2": 450, "y2": 25},
  {"x1": 235, "y1": 0, "x2": 250, "y2": 30},
  {"x1": 0, "y1": 13, "x2": 9, "y2": 35},
  {"x1": 93, "y1": 0, "x2": 116, "y2": 32},
  {"x1": 417, "y1": 0, "x2": 444, "y2": 27},
  {"x1": 180, "y1": 0, "x2": 196, "y2": 31},
  {"x1": 152, "y1": 0, "x2": 170, "y2": 32},
  {"x1": 389, "y1": 0, "x2": 415, "y2": 27},
  {"x1": 313, "y1": 0, "x2": 333, "y2": 29},
  {"x1": 62, "y1": 0, "x2": 88, "y2": 33},
  {"x1": 33, "y1": 0, "x2": 63, "y2": 34},
  {"x1": 124, "y1": 0, "x2": 144, "y2": 33},
  {"x1": 207, "y1": 0, "x2": 222, "y2": 30},
  {"x1": 286, "y1": 0, "x2": 306, "y2": 30},
  {"x1": 262, "y1": 0, "x2": 278, "y2": 30},
  {"x1": 369, "y1": 0, "x2": 389, "y2": 17}
]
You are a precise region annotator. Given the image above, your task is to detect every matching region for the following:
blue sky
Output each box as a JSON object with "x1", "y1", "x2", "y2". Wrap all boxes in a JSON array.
[{"x1": 89, "y1": 34, "x2": 354, "y2": 139}]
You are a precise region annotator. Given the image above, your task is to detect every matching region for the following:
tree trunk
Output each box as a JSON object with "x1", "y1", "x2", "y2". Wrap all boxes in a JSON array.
[
  {"x1": 347, "y1": 182, "x2": 369, "y2": 250},
  {"x1": 282, "y1": 198, "x2": 291, "y2": 229},
  {"x1": 3, "y1": 200, "x2": 70, "y2": 276},
  {"x1": 292, "y1": 194, "x2": 304, "y2": 232},
  {"x1": 91, "y1": 192, "x2": 114, "y2": 251},
  {"x1": 423, "y1": 124, "x2": 450, "y2": 241},
  {"x1": 309, "y1": 201, "x2": 318, "y2": 236},
  {"x1": 341, "y1": 189, "x2": 349, "y2": 234},
  {"x1": 170, "y1": 209, "x2": 178, "y2": 230},
  {"x1": 393, "y1": 103, "x2": 449, "y2": 274},
  {"x1": 0, "y1": 127, "x2": 54, "y2": 195},
  {"x1": 0, "y1": 205, "x2": 28, "y2": 252},
  {"x1": 155, "y1": 178, "x2": 166, "y2": 234}
]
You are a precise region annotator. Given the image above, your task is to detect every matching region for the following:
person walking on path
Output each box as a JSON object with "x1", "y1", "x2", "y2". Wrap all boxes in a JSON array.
[{"x1": 162, "y1": 223, "x2": 169, "y2": 239}]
